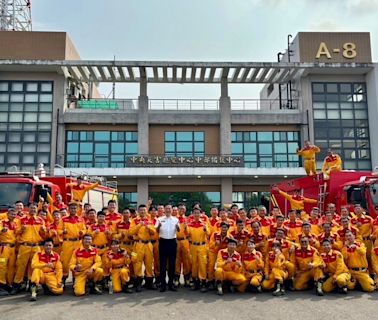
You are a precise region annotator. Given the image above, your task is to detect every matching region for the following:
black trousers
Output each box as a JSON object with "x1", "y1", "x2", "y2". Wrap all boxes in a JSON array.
[{"x1": 159, "y1": 238, "x2": 177, "y2": 287}]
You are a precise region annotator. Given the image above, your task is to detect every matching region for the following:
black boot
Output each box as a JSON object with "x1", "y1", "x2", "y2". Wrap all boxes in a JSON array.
[
  {"x1": 123, "y1": 282, "x2": 133, "y2": 293},
  {"x1": 208, "y1": 280, "x2": 215, "y2": 291},
  {"x1": 145, "y1": 277, "x2": 157, "y2": 290},
  {"x1": 30, "y1": 284, "x2": 38, "y2": 301},
  {"x1": 184, "y1": 274, "x2": 191, "y2": 288},
  {"x1": 216, "y1": 281, "x2": 223, "y2": 295},
  {"x1": 191, "y1": 279, "x2": 200, "y2": 291},
  {"x1": 135, "y1": 277, "x2": 142, "y2": 292},
  {"x1": 93, "y1": 282, "x2": 103, "y2": 295},
  {"x1": 0, "y1": 284, "x2": 9, "y2": 296},
  {"x1": 200, "y1": 280, "x2": 207, "y2": 293},
  {"x1": 9, "y1": 283, "x2": 21, "y2": 295}
]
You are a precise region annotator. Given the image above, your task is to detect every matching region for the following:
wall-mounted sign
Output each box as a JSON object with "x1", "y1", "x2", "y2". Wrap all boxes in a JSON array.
[
  {"x1": 126, "y1": 155, "x2": 244, "y2": 167},
  {"x1": 297, "y1": 32, "x2": 371, "y2": 63}
]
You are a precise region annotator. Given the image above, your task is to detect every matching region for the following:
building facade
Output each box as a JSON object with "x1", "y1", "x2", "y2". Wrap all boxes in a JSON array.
[{"x1": 0, "y1": 31, "x2": 377, "y2": 209}]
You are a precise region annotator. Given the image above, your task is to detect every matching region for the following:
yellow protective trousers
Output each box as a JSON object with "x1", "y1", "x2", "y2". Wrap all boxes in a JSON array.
[
  {"x1": 110, "y1": 267, "x2": 130, "y2": 293},
  {"x1": 190, "y1": 244, "x2": 207, "y2": 280},
  {"x1": 60, "y1": 240, "x2": 81, "y2": 277},
  {"x1": 322, "y1": 273, "x2": 351, "y2": 293},
  {"x1": 262, "y1": 268, "x2": 288, "y2": 290},
  {"x1": 132, "y1": 242, "x2": 154, "y2": 278},
  {"x1": 31, "y1": 269, "x2": 63, "y2": 295},
  {"x1": 73, "y1": 268, "x2": 104, "y2": 296},
  {"x1": 14, "y1": 244, "x2": 40, "y2": 283},
  {"x1": 347, "y1": 270, "x2": 375, "y2": 292},
  {"x1": 175, "y1": 239, "x2": 191, "y2": 276},
  {"x1": 293, "y1": 267, "x2": 324, "y2": 290},
  {"x1": 304, "y1": 159, "x2": 317, "y2": 176},
  {"x1": 0, "y1": 245, "x2": 16, "y2": 285}
]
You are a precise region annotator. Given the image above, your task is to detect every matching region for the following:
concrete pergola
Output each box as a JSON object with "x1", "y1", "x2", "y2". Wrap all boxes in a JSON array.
[{"x1": 0, "y1": 60, "x2": 373, "y2": 84}]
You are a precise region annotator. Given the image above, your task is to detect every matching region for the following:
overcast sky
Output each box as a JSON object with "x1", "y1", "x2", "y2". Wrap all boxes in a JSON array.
[{"x1": 33, "y1": 0, "x2": 378, "y2": 99}]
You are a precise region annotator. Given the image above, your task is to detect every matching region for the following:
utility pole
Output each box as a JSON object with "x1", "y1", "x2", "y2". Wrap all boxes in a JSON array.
[{"x1": 0, "y1": 0, "x2": 32, "y2": 31}]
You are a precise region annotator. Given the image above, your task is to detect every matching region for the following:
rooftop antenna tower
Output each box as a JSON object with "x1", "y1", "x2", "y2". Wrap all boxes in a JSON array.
[{"x1": 0, "y1": 0, "x2": 32, "y2": 31}]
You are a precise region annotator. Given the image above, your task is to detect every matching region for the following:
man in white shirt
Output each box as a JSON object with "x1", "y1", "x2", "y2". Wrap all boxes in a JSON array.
[{"x1": 155, "y1": 204, "x2": 180, "y2": 292}]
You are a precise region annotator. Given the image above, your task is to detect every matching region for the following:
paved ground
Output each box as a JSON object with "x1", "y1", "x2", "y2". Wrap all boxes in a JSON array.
[{"x1": 0, "y1": 285, "x2": 377, "y2": 320}]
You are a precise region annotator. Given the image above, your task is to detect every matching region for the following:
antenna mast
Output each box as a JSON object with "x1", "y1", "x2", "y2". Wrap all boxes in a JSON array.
[{"x1": 0, "y1": 0, "x2": 32, "y2": 31}]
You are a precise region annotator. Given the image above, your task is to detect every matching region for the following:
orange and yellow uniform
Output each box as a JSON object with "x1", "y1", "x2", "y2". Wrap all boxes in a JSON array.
[
  {"x1": 350, "y1": 214, "x2": 373, "y2": 262},
  {"x1": 175, "y1": 215, "x2": 191, "y2": 278},
  {"x1": 208, "y1": 232, "x2": 229, "y2": 282},
  {"x1": 341, "y1": 242, "x2": 374, "y2": 292},
  {"x1": 14, "y1": 215, "x2": 46, "y2": 284},
  {"x1": 297, "y1": 145, "x2": 320, "y2": 176},
  {"x1": 336, "y1": 226, "x2": 362, "y2": 244},
  {"x1": 186, "y1": 221, "x2": 209, "y2": 281},
  {"x1": 105, "y1": 212, "x2": 122, "y2": 234},
  {"x1": 370, "y1": 246, "x2": 378, "y2": 286},
  {"x1": 265, "y1": 238, "x2": 296, "y2": 278},
  {"x1": 208, "y1": 216, "x2": 219, "y2": 236},
  {"x1": 102, "y1": 249, "x2": 130, "y2": 293},
  {"x1": 262, "y1": 251, "x2": 288, "y2": 290},
  {"x1": 296, "y1": 232, "x2": 320, "y2": 250},
  {"x1": 308, "y1": 218, "x2": 322, "y2": 236},
  {"x1": 58, "y1": 215, "x2": 86, "y2": 277},
  {"x1": 129, "y1": 217, "x2": 157, "y2": 278},
  {"x1": 269, "y1": 223, "x2": 288, "y2": 239},
  {"x1": 115, "y1": 219, "x2": 135, "y2": 254},
  {"x1": 322, "y1": 154, "x2": 342, "y2": 178},
  {"x1": 317, "y1": 232, "x2": 342, "y2": 252},
  {"x1": 89, "y1": 223, "x2": 112, "y2": 257},
  {"x1": 321, "y1": 249, "x2": 350, "y2": 292},
  {"x1": 230, "y1": 229, "x2": 250, "y2": 255},
  {"x1": 292, "y1": 246, "x2": 324, "y2": 290},
  {"x1": 69, "y1": 245, "x2": 104, "y2": 296},
  {"x1": 215, "y1": 249, "x2": 246, "y2": 288},
  {"x1": 66, "y1": 181, "x2": 99, "y2": 203},
  {"x1": 47, "y1": 220, "x2": 62, "y2": 254},
  {"x1": 249, "y1": 231, "x2": 268, "y2": 255},
  {"x1": 252, "y1": 216, "x2": 272, "y2": 238},
  {"x1": 240, "y1": 250, "x2": 264, "y2": 291},
  {"x1": 31, "y1": 250, "x2": 63, "y2": 295},
  {"x1": 213, "y1": 219, "x2": 235, "y2": 233},
  {"x1": 0, "y1": 218, "x2": 17, "y2": 286},
  {"x1": 278, "y1": 190, "x2": 317, "y2": 213},
  {"x1": 284, "y1": 219, "x2": 304, "y2": 242},
  {"x1": 149, "y1": 217, "x2": 160, "y2": 279}
]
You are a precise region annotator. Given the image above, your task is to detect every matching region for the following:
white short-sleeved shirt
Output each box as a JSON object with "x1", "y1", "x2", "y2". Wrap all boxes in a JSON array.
[{"x1": 155, "y1": 215, "x2": 179, "y2": 239}]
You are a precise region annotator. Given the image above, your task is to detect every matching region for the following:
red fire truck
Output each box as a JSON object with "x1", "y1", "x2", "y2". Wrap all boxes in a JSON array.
[
  {"x1": 271, "y1": 171, "x2": 378, "y2": 218},
  {"x1": 0, "y1": 171, "x2": 117, "y2": 213}
]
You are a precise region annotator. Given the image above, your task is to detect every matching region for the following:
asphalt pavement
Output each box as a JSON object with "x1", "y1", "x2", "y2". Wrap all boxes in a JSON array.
[{"x1": 0, "y1": 285, "x2": 376, "y2": 320}]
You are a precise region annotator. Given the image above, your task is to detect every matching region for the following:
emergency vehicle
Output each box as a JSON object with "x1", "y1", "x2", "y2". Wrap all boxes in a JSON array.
[
  {"x1": 271, "y1": 171, "x2": 378, "y2": 218},
  {"x1": 0, "y1": 165, "x2": 117, "y2": 212}
]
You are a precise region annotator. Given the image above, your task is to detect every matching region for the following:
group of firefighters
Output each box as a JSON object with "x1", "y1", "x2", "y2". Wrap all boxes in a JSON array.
[
  {"x1": 0, "y1": 141, "x2": 372, "y2": 300},
  {"x1": 1, "y1": 194, "x2": 378, "y2": 300}
]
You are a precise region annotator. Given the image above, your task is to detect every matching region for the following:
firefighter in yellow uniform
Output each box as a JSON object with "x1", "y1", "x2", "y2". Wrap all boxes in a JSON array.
[
  {"x1": 0, "y1": 208, "x2": 17, "y2": 295},
  {"x1": 30, "y1": 239, "x2": 63, "y2": 301},
  {"x1": 322, "y1": 149, "x2": 342, "y2": 179},
  {"x1": 185, "y1": 207, "x2": 210, "y2": 292},
  {"x1": 292, "y1": 236, "x2": 325, "y2": 295},
  {"x1": 129, "y1": 204, "x2": 157, "y2": 292},
  {"x1": 320, "y1": 239, "x2": 351, "y2": 293},
  {"x1": 115, "y1": 209, "x2": 135, "y2": 281},
  {"x1": 341, "y1": 230, "x2": 374, "y2": 292},
  {"x1": 215, "y1": 238, "x2": 246, "y2": 295},
  {"x1": 69, "y1": 234, "x2": 104, "y2": 296},
  {"x1": 13, "y1": 203, "x2": 46, "y2": 292},
  {"x1": 47, "y1": 211, "x2": 62, "y2": 254},
  {"x1": 89, "y1": 211, "x2": 112, "y2": 258},
  {"x1": 102, "y1": 239, "x2": 133, "y2": 293},
  {"x1": 296, "y1": 140, "x2": 320, "y2": 176},
  {"x1": 148, "y1": 207, "x2": 160, "y2": 287},
  {"x1": 66, "y1": 176, "x2": 99, "y2": 204},
  {"x1": 370, "y1": 244, "x2": 378, "y2": 287},
  {"x1": 58, "y1": 202, "x2": 87, "y2": 284},
  {"x1": 262, "y1": 241, "x2": 288, "y2": 296},
  {"x1": 240, "y1": 239, "x2": 264, "y2": 292},
  {"x1": 175, "y1": 210, "x2": 191, "y2": 287},
  {"x1": 207, "y1": 222, "x2": 230, "y2": 290}
]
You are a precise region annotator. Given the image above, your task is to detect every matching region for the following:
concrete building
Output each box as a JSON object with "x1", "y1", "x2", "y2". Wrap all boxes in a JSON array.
[{"x1": 0, "y1": 31, "x2": 376, "y2": 209}]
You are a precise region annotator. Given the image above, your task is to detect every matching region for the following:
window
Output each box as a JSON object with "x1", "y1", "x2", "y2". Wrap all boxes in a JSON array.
[
  {"x1": 164, "y1": 131, "x2": 205, "y2": 157},
  {"x1": 0, "y1": 81, "x2": 53, "y2": 171},
  {"x1": 118, "y1": 192, "x2": 138, "y2": 209},
  {"x1": 65, "y1": 131, "x2": 138, "y2": 168},
  {"x1": 312, "y1": 82, "x2": 371, "y2": 170},
  {"x1": 231, "y1": 131, "x2": 300, "y2": 168},
  {"x1": 232, "y1": 192, "x2": 271, "y2": 209}
]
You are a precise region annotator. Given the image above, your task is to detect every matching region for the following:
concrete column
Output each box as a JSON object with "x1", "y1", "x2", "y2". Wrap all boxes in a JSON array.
[
  {"x1": 137, "y1": 178, "x2": 149, "y2": 205},
  {"x1": 219, "y1": 80, "x2": 231, "y2": 155},
  {"x1": 366, "y1": 67, "x2": 378, "y2": 169},
  {"x1": 221, "y1": 178, "x2": 233, "y2": 205},
  {"x1": 138, "y1": 78, "x2": 149, "y2": 155}
]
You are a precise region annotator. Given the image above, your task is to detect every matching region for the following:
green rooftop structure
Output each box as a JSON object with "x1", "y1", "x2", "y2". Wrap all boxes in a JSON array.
[{"x1": 77, "y1": 100, "x2": 119, "y2": 109}]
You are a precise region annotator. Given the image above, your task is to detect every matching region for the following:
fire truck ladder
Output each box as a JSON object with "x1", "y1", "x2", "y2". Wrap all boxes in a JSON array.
[{"x1": 318, "y1": 182, "x2": 328, "y2": 214}]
